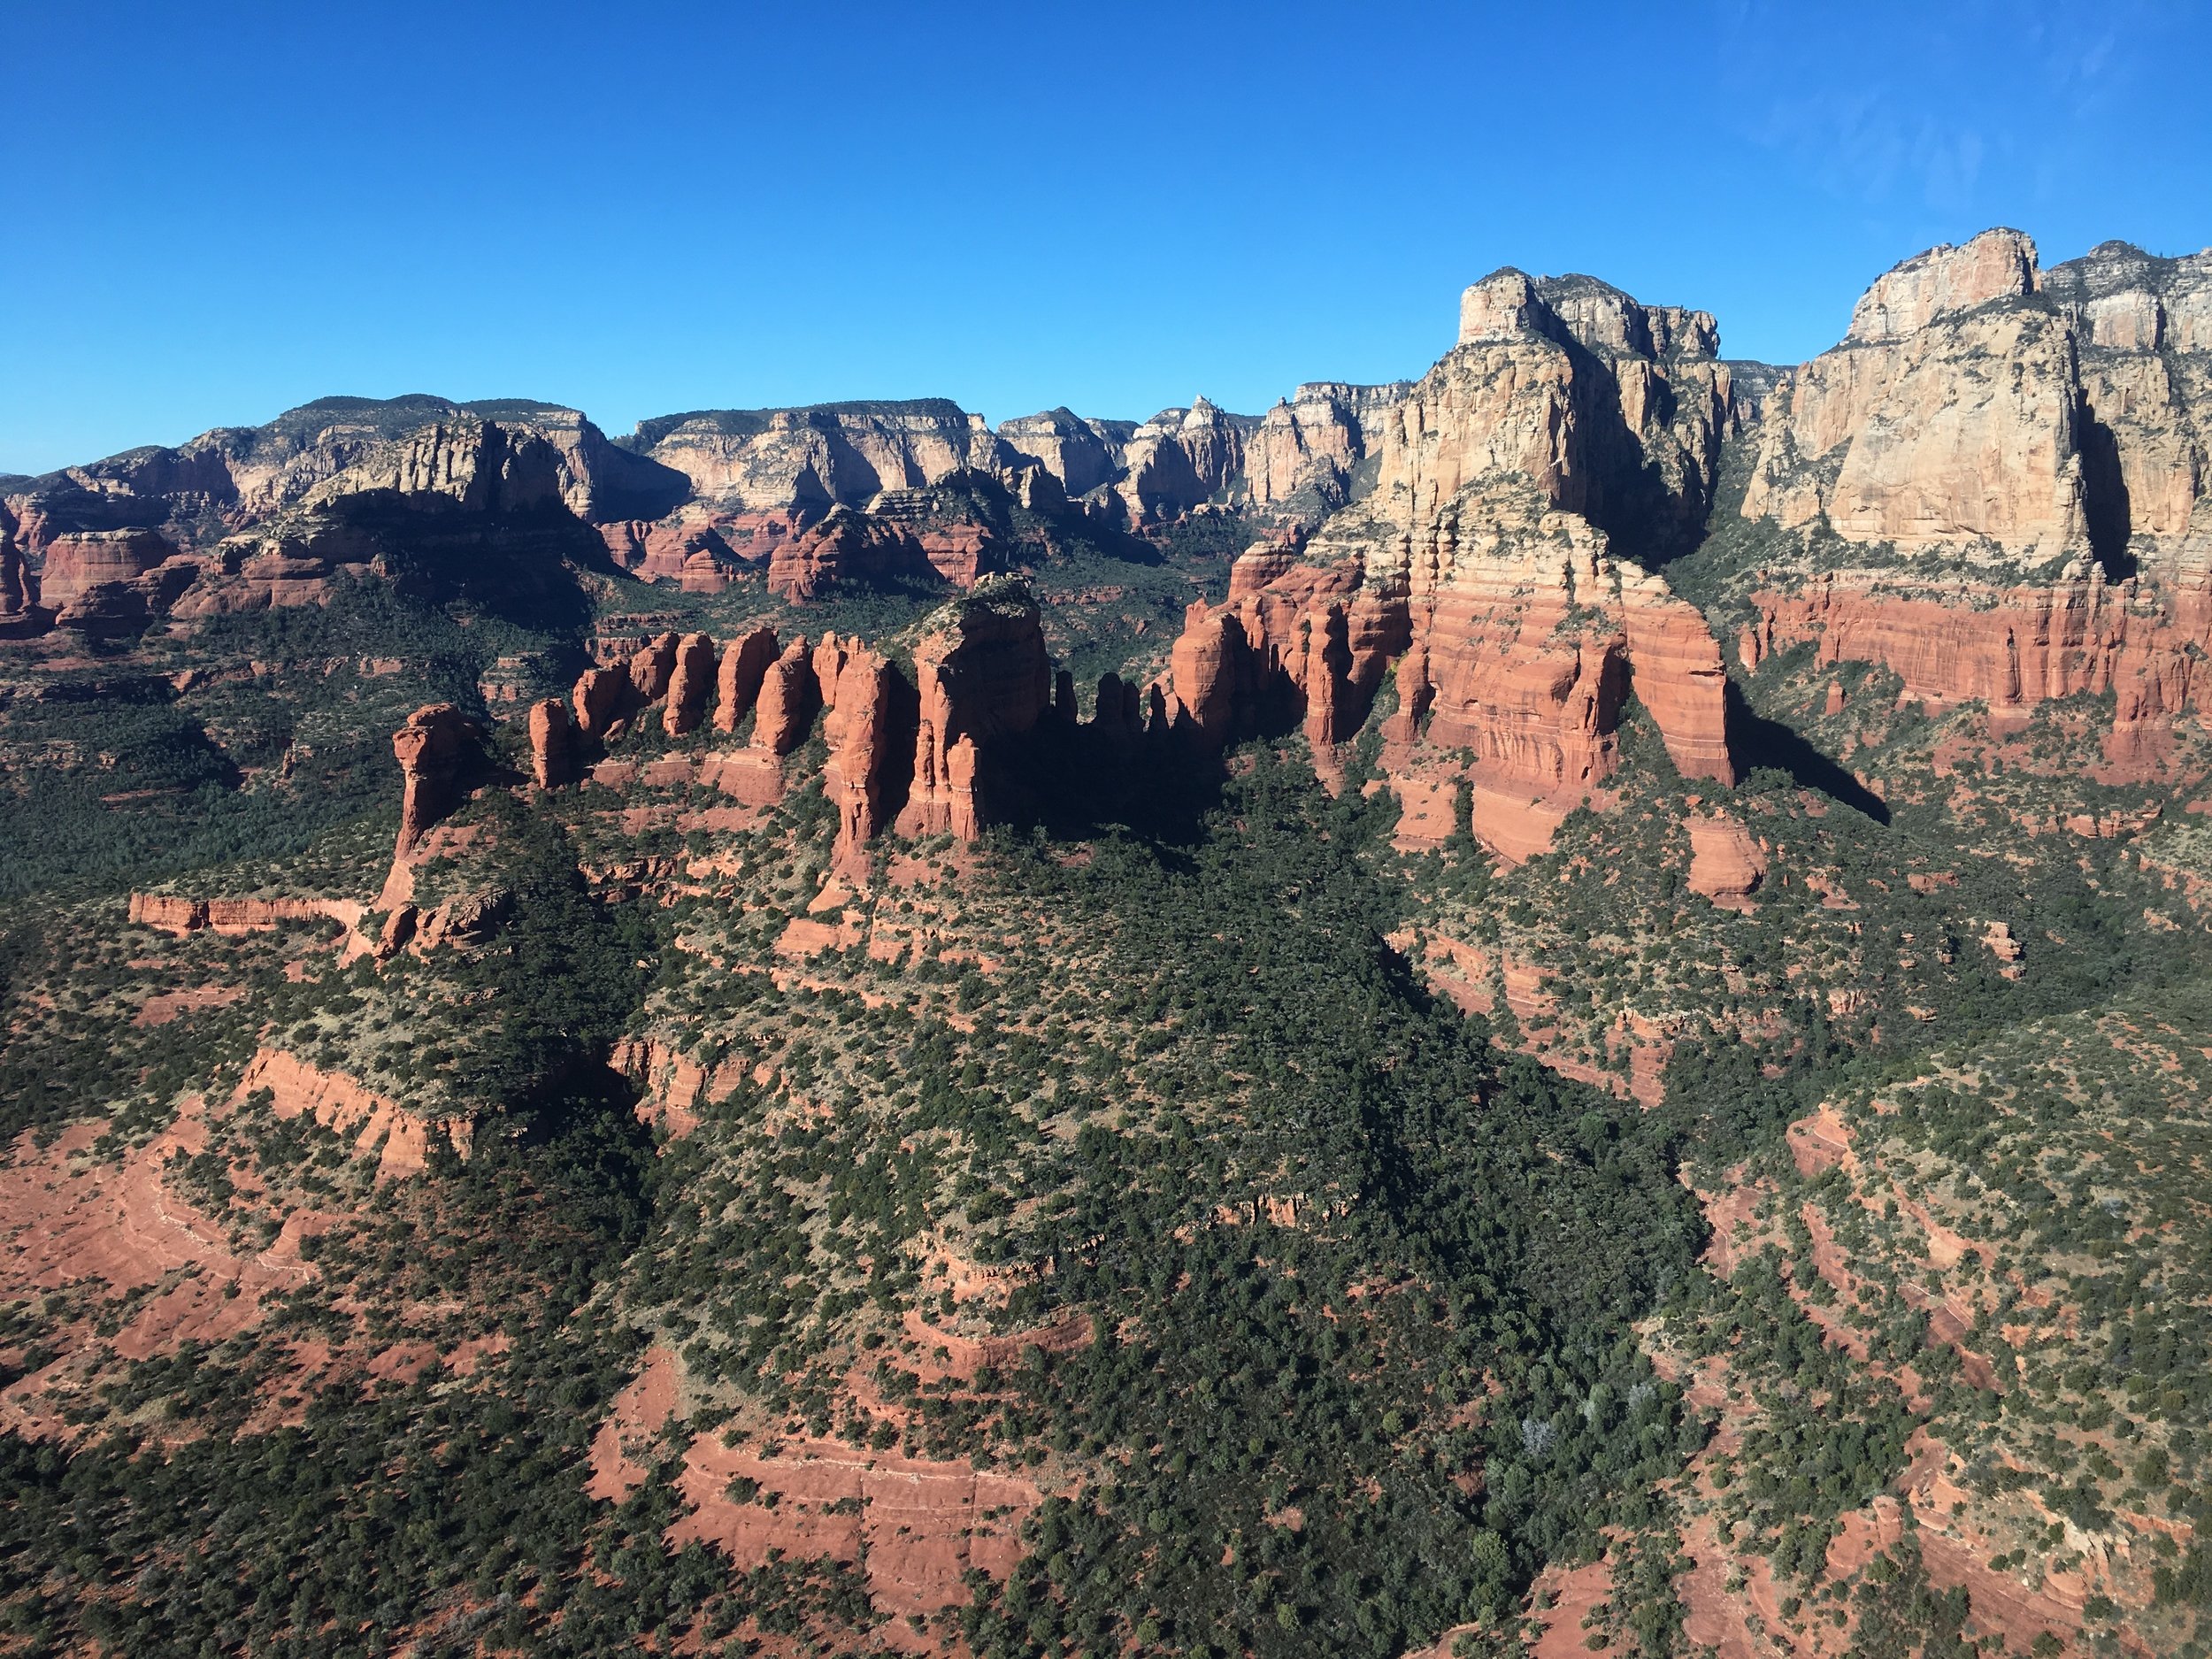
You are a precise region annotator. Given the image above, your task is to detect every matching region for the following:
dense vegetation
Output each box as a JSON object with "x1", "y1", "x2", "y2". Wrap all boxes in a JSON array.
[{"x1": 2, "y1": 489, "x2": 2208, "y2": 1659}]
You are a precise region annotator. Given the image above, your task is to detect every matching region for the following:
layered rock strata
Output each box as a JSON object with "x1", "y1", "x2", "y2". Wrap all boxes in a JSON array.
[
  {"x1": 1736, "y1": 230, "x2": 2212, "y2": 772},
  {"x1": 1161, "y1": 265, "x2": 1749, "y2": 858}
]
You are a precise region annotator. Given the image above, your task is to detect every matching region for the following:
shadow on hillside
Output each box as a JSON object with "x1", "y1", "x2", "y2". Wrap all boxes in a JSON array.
[{"x1": 1729, "y1": 688, "x2": 1891, "y2": 825}]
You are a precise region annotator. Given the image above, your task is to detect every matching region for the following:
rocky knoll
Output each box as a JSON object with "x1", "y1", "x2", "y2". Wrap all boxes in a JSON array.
[{"x1": 1736, "y1": 230, "x2": 2212, "y2": 773}]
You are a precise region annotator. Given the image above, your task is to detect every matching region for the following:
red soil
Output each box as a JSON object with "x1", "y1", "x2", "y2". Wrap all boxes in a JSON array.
[{"x1": 133, "y1": 983, "x2": 246, "y2": 1027}]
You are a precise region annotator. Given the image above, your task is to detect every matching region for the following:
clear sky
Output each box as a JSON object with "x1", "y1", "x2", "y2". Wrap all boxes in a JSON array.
[{"x1": 3, "y1": 0, "x2": 2208, "y2": 474}]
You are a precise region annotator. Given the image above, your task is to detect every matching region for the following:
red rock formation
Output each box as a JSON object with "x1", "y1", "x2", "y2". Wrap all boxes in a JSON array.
[
  {"x1": 812, "y1": 634, "x2": 853, "y2": 708},
  {"x1": 599, "y1": 521, "x2": 735, "y2": 590},
  {"x1": 1168, "y1": 603, "x2": 1258, "y2": 745},
  {"x1": 1617, "y1": 568, "x2": 1739, "y2": 784},
  {"x1": 895, "y1": 579, "x2": 1053, "y2": 841},
  {"x1": 661, "y1": 633, "x2": 718, "y2": 736},
  {"x1": 1686, "y1": 813, "x2": 1766, "y2": 908},
  {"x1": 572, "y1": 666, "x2": 634, "y2": 741},
  {"x1": 766, "y1": 509, "x2": 936, "y2": 601},
  {"x1": 235, "y1": 1048, "x2": 468, "y2": 1180},
  {"x1": 822, "y1": 649, "x2": 916, "y2": 879},
  {"x1": 391, "y1": 704, "x2": 482, "y2": 858},
  {"x1": 627, "y1": 633, "x2": 679, "y2": 703},
  {"x1": 128, "y1": 894, "x2": 367, "y2": 937},
  {"x1": 35, "y1": 527, "x2": 177, "y2": 609},
  {"x1": 1749, "y1": 563, "x2": 2212, "y2": 767},
  {"x1": 1090, "y1": 672, "x2": 1142, "y2": 741},
  {"x1": 712, "y1": 626, "x2": 780, "y2": 733},
  {"x1": 750, "y1": 638, "x2": 821, "y2": 756},
  {"x1": 527, "y1": 696, "x2": 577, "y2": 787}
]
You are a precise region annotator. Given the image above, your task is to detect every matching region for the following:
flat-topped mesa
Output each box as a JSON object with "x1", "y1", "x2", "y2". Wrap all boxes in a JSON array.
[
  {"x1": 391, "y1": 704, "x2": 485, "y2": 858},
  {"x1": 623, "y1": 397, "x2": 1053, "y2": 520},
  {"x1": 822, "y1": 649, "x2": 918, "y2": 879},
  {"x1": 1846, "y1": 228, "x2": 2040, "y2": 342},
  {"x1": 895, "y1": 577, "x2": 1054, "y2": 841}
]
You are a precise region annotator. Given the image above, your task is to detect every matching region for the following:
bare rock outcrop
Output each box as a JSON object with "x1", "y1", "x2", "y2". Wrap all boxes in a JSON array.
[
  {"x1": 572, "y1": 666, "x2": 634, "y2": 741},
  {"x1": 765, "y1": 508, "x2": 944, "y2": 601},
  {"x1": 1846, "y1": 228, "x2": 2039, "y2": 342},
  {"x1": 662, "y1": 633, "x2": 718, "y2": 736},
  {"x1": 895, "y1": 577, "x2": 1053, "y2": 841},
  {"x1": 528, "y1": 696, "x2": 578, "y2": 788},
  {"x1": 713, "y1": 626, "x2": 780, "y2": 733},
  {"x1": 751, "y1": 638, "x2": 821, "y2": 756},
  {"x1": 1738, "y1": 230, "x2": 2212, "y2": 764},
  {"x1": 822, "y1": 649, "x2": 917, "y2": 879},
  {"x1": 391, "y1": 704, "x2": 484, "y2": 858},
  {"x1": 1686, "y1": 814, "x2": 1766, "y2": 908},
  {"x1": 627, "y1": 633, "x2": 679, "y2": 703},
  {"x1": 626, "y1": 399, "x2": 1049, "y2": 518},
  {"x1": 996, "y1": 408, "x2": 1129, "y2": 498}
]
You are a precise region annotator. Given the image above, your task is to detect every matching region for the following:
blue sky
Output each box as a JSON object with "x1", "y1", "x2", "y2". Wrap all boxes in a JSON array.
[{"x1": 3, "y1": 0, "x2": 2207, "y2": 473}]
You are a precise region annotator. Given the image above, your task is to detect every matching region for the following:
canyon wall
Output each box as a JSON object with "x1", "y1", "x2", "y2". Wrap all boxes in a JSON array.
[
  {"x1": 1159, "y1": 265, "x2": 1749, "y2": 859},
  {"x1": 1735, "y1": 231, "x2": 2212, "y2": 772}
]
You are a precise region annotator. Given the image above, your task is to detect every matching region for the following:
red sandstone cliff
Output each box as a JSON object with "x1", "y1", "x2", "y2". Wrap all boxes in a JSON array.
[
  {"x1": 821, "y1": 649, "x2": 917, "y2": 879},
  {"x1": 895, "y1": 578, "x2": 1054, "y2": 841},
  {"x1": 1733, "y1": 232, "x2": 2212, "y2": 774}
]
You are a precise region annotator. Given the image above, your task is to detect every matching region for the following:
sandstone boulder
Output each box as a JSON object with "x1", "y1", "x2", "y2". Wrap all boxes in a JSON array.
[{"x1": 1686, "y1": 813, "x2": 1766, "y2": 908}]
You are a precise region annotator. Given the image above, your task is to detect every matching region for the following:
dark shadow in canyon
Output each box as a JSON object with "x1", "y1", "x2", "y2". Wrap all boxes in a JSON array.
[{"x1": 1728, "y1": 685, "x2": 1891, "y2": 825}]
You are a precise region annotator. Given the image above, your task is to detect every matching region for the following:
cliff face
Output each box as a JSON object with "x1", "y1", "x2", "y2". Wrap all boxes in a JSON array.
[
  {"x1": 1160, "y1": 267, "x2": 1747, "y2": 859},
  {"x1": 895, "y1": 579, "x2": 1055, "y2": 842},
  {"x1": 1373, "y1": 266, "x2": 1738, "y2": 562},
  {"x1": 5, "y1": 396, "x2": 688, "y2": 557},
  {"x1": 1733, "y1": 231, "x2": 2212, "y2": 772},
  {"x1": 623, "y1": 401, "x2": 1052, "y2": 518},
  {"x1": 0, "y1": 397, "x2": 691, "y2": 634}
]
